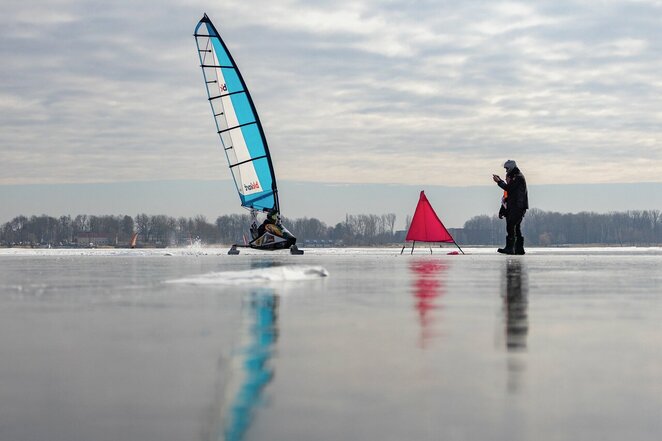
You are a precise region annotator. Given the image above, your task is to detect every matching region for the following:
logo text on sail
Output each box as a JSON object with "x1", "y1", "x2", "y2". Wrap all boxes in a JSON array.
[{"x1": 244, "y1": 181, "x2": 260, "y2": 191}]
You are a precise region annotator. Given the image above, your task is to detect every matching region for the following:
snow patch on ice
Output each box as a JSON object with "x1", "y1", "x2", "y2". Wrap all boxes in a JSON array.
[{"x1": 165, "y1": 265, "x2": 329, "y2": 285}]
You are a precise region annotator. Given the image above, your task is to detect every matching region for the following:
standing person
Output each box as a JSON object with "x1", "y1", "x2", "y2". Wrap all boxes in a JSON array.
[{"x1": 492, "y1": 160, "x2": 528, "y2": 254}]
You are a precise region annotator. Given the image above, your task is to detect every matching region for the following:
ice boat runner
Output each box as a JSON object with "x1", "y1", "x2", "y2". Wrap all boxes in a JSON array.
[{"x1": 194, "y1": 14, "x2": 302, "y2": 255}]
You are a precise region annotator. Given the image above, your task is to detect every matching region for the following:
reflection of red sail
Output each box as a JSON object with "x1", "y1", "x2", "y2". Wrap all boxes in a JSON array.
[{"x1": 410, "y1": 260, "x2": 447, "y2": 348}]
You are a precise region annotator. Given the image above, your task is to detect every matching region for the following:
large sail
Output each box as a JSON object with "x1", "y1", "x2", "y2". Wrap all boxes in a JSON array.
[{"x1": 194, "y1": 14, "x2": 278, "y2": 213}]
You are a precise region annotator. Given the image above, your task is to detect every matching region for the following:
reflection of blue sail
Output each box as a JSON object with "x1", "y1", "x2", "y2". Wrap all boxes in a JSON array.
[{"x1": 223, "y1": 290, "x2": 278, "y2": 441}]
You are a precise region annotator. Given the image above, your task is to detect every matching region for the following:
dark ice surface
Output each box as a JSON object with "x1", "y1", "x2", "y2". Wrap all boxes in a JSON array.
[{"x1": 0, "y1": 248, "x2": 660, "y2": 441}]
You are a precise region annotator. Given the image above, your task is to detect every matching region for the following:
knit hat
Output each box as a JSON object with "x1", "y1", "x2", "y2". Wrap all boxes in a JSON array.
[{"x1": 503, "y1": 160, "x2": 517, "y2": 172}]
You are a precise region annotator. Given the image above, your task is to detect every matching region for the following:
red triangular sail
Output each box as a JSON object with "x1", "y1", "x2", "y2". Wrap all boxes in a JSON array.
[{"x1": 405, "y1": 191, "x2": 454, "y2": 243}]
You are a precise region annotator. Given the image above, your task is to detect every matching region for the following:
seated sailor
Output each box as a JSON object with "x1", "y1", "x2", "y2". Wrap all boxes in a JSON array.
[{"x1": 258, "y1": 210, "x2": 283, "y2": 237}]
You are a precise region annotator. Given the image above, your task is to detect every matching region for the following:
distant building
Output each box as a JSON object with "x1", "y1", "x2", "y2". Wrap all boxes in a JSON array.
[
  {"x1": 303, "y1": 239, "x2": 336, "y2": 247},
  {"x1": 75, "y1": 232, "x2": 114, "y2": 247},
  {"x1": 394, "y1": 230, "x2": 407, "y2": 242}
]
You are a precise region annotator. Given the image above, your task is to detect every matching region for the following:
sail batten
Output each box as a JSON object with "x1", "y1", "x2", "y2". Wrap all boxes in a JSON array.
[
  {"x1": 230, "y1": 155, "x2": 268, "y2": 169},
  {"x1": 208, "y1": 90, "x2": 246, "y2": 101},
  {"x1": 194, "y1": 15, "x2": 279, "y2": 213},
  {"x1": 218, "y1": 121, "x2": 257, "y2": 134}
]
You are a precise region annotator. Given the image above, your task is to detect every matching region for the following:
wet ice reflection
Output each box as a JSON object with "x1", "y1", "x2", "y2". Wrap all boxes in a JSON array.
[
  {"x1": 409, "y1": 260, "x2": 447, "y2": 349},
  {"x1": 502, "y1": 258, "x2": 529, "y2": 351},
  {"x1": 2, "y1": 251, "x2": 661, "y2": 441},
  {"x1": 220, "y1": 290, "x2": 278, "y2": 441},
  {"x1": 501, "y1": 258, "x2": 529, "y2": 394}
]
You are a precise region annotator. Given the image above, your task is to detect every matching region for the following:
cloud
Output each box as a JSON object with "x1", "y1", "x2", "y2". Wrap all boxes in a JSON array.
[{"x1": 1, "y1": 0, "x2": 661, "y2": 187}]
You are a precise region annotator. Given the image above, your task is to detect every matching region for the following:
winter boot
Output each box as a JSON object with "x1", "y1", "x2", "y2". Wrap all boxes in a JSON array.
[
  {"x1": 514, "y1": 236, "x2": 525, "y2": 255},
  {"x1": 497, "y1": 236, "x2": 515, "y2": 254}
]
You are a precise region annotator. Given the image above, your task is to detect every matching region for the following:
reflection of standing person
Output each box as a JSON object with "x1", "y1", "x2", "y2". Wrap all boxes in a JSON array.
[
  {"x1": 503, "y1": 259, "x2": 528, "y2": 351},
  {"x1": 492, "y1": 160, "x2": 528, "y2": 255},
  {"x1": 502, "y1": 259, "x2": 528, "y2": 394}
]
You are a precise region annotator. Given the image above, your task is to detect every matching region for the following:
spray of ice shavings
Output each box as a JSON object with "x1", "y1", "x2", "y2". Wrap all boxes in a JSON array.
[{"x1": 166, "y1": 265, "x2": 329, "y2": 285}]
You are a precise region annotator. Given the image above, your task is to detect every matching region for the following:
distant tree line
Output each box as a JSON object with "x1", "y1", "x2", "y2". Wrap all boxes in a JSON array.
[
  {"x1": 0, "y1": 213, "x2": 402, "y2": 247},
  {"x1": 2, "y1": 209, "x2": 662, "y2": 247},
  {"x1": 0, "y1": 215, "x2": 136, "y2": 247},
  {"x1": 457, "y1": 208, "x2": 662, "y2": 246}
]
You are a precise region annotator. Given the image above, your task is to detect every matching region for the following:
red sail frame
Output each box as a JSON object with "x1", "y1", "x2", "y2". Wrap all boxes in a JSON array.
[{"x1": 402, "y1": 191, "x2": 463, "y2": 254}]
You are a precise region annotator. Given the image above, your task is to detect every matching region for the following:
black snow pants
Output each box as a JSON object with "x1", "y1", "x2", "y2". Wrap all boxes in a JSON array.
[{"x1": 506, "y1": 210, "x2": 525, "y2": 238}]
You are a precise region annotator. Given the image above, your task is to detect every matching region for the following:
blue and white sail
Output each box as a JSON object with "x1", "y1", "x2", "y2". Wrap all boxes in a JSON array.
[{"x1": 194, "y1": 14, "x2": 278, "y2": 213}]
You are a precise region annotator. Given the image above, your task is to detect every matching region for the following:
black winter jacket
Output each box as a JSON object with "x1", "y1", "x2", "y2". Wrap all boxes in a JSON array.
[{"x1": 497, "y1": 168, "x2": 529, "y2": 212}]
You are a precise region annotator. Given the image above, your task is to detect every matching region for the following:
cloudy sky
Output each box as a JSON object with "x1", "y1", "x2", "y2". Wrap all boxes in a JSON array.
[{"x1": 1, "y1": 0, "x2": 661, "y2": 190}]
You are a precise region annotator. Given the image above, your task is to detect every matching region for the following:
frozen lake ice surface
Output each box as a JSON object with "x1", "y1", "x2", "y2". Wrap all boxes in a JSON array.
[{"x1": 0, "y1": 247, "x2": 660, "y2": 441}]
